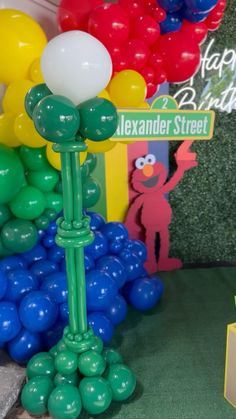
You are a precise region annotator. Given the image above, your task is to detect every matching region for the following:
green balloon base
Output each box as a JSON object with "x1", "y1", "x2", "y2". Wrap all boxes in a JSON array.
[{"x1": 21, "y1": 329, "x2": 136, "y2": 418}]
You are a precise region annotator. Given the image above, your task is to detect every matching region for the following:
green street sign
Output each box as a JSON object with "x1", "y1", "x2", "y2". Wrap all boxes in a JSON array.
[{"x1": 111, "y1": 96, "x2": 215, "y2": 142}]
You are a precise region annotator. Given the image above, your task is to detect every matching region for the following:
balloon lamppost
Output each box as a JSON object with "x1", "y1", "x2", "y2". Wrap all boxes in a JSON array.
[{"x1": 21, "y1": 31, "x2": 136, "y2": 418}]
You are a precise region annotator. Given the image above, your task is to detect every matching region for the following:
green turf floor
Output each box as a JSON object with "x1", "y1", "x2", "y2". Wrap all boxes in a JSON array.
[{"x1": 87, "y1": 267, "x2": 236, "y2": 419}]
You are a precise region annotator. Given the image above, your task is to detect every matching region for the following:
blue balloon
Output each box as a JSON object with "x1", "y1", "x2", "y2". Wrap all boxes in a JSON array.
[
  {"x1": 30, "y1": 260, "x2": 59, "y2": 282},
  {"x1": 182, "y1": 6, "x2": 209, "y2": 21},
  {"x1": 160, "y1": 12, "x2": 183, "y2": 34},
  {"x1": 0, "y1": 341, "x2": 5, "y2": 349},
  {"x1": 8, "y1": 328, "x2": 43, "y2": 364},
  {"x1": 85, "y1": 231, "x2": 108, "y2": 260},
  {"x1": 87, "y1": 211, "x2": 105, "y2": 231},
  {"x1": 0, "y1": 271, "x2": 7, "y2": 300},
  {"x1": 105, "y1": 294, "x2": 127, "y2": 326},
  {"x1": 19, "y1": 290, "x2": 58, "y2": 333},
  {"x1": 0, "y1": 302, "x2": 21, "y2": 342},
  {"x1": 60, "y1": 302, "x2": 69, "y2": 324},
  {"x1": 46, "y1": 221, "x2": 57, "y2": 236},
  {"x1": 48, "y1": 245, "x2": 65, "y2": 263},
  {"x1": 158, "y1": 0, "x2": 184, "y2": 11},
  {"x1": 84, "y1": 254, "x2": 95, "y2": 273},
  {"x1": 86, "y1": 269, "x2": 118, "y2": 311},
  {"x1": 119, "y1": 250, "x2": 143, "y2": 281},
  {"x1": 128, "y1": 277, "x2": 161, "y2": 311},
  {"x1": 5, "y1": 269, "x2": 39, "y2": 303},
  {"x1": 96, "y1": 256, "x2": 127, "y2": 288},
  {"x1": 60, "y1": 259, "x2": 66, "y2": 272},
  {"x1": 88, "y1": 312, "x2": 114, "y2": 344},
  {"x1": 37, "y1": 229, "x2": 45, "y2": 239},
  {"x1": 42, "y1": 234, "x2": 55, "y2": 248},
  {"x1": 123, "y1": 240, "x2": 147, "y2": 263},
  {"x1": 109, "y1": 239, "x2": 124, "y2": 255},
  {"x1": 42, "y1": 321, "x2": 64, "y2": 349},
  {"x1": 41, "y1": 272, "x2": 68, "y2": 304},
  {"x1": 101, "y1": 222, "x2": 128, "y2": 242},
  {"x1": 184, "y1": 0, "x2": 217, "y2": 12},
  {"x1": 22, "y1": 244, "x2": 47, "y2": 265},
  {"x1": 0, "y1": 256, "x2": 27, "y2": 272}
]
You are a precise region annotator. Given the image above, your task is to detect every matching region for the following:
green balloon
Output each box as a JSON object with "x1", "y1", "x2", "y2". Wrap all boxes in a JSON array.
[
  {"x1": 79, "y1": 377, "x2": 112, "y2": 415},
  {"x1": 25, "y1": 83, "x2": 52, "y2": 118},
  {"x1": 0, "y1": 205, "x2": 11, "y2": 228},
  {"x1": 57, "y1": 340, "x2": 67, "y2": 353},
  {"x1": 105, "y1": 363, "x2": 136, "y2": 402},
  {"x1": 19, "y1": 146, "x2": 49, "y2": 171},
  {"x1": 10, "y1": 186, "x2": 46, "y2": 220},
  {"x1": 81, "y1": 163, "x2": 90, "y2": 183},
  {"x1": 102, "y1": 348, "x2": 123, "y2": 365},
  {"x1": 0, "y1": 236, "x2": 12, "y2": 257},
  {"x1": 55, "y1": 180, "x2": 63, "y2": 194},
  {"x1": 34, "y1": 215, "x2": 50, "y2": 230},
  {"x1": 1, "y1": 219, "x2": 37, "y2": 253},
  {"x1": 85, "y1": 153, "x2": 97, "y2": 175},
  {"x1": 26, "y1": 352, "x2": 56, "y2": 380},
  {"x1": 45, "y1": 192, "x2": 63, "y2": 213},
  {"x1": 82, "y1": 177, "x2": 101, "y2": 208},
  {"x1": 49, "y1": 345, "x2": 58, "y2": 358},
  {"x1": 48, "y1": 384, "x2": 82, "y2": 419},
  {"x1": 77, "y1": 98, "x2": 118, "y2": 141},
  {"x1": 55, "y1": 350, "x2": 78, "y2": 376},
  {"x1": 0, "y1": 145, "x2": 25, "y2": 204},
  {"x1": 27, "y1": 168, "x2": 59, "y2": 192},
  {"x1": 90, "y1": 336, "x2": 104, "y2": 354},
  {"x1": 33, "y1": 95, "x2": 80, "y2": 143},
  {"x1": 43, "y1": 208, "x2": 57, "y2": 221},
  {"x1": 78, "y1": 350, "x2": 106, "y2": 377},
  {"x1": 54, "y1": 371, "x2": 79, "y2": 387},
  {"x1": 21, "y1": 376, "x2": 54, "y2": 416}
]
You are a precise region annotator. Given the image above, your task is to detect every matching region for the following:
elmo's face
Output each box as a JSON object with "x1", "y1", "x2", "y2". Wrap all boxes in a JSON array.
[{"x1": 132, "y1": 154, "x2": 167, "y2": 194}]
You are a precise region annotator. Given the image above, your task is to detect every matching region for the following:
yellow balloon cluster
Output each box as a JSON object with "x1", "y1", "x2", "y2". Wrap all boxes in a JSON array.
[{"x1": 0, "y1": 9, "x2": 47, "y2": 85}]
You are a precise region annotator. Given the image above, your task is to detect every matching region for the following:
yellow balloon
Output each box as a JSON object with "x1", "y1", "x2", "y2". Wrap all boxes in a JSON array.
[
  {"x1": 108, "y1": 70, "x2": 147, "y2": 108},
  {"x1": 98, "y1": 89, "x2": 111, "y2": 101},
  {"x1": 86, "y1": 139, "x2": 116, "y2": 153},
  {"x1": 3, "y1": 80, "x2": 35, "y2": 114},
  {"x1": 14, "y1": 113, "x2": 47, "y2": 148},
  {"x1": 0, "y1": 9, "x2": 47, "y2": 85},
  {"x1": 139, "y1": 101, "x2": 150, "y2": 109},
  {"x1": 0, "y1": 113, "x2": 21, "y2": 147},
  {"x1": 30, "y1": 58, "x2": 44, "y2": 83},
  {"x1": 46, "y1": 143, "x2": 87, "y2": 171}
]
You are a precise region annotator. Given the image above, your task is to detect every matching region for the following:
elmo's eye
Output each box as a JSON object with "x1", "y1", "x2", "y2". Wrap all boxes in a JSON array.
[
  {"x1": 135, "y1": 157, "x2": 145, "y2": 169},
  {"x1": 145, "y1": 154, "x2": 156, "y2": 165}
]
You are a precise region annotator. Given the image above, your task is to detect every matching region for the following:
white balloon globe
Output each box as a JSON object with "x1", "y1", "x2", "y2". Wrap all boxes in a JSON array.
[{"x1": 41, "y1": 31, "x2": 112, "y2": 105}]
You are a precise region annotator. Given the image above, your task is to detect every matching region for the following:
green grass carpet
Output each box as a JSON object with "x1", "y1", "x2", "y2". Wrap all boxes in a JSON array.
[{"x1": 92, "y1": 267, "x2": 236, "y2": 419}]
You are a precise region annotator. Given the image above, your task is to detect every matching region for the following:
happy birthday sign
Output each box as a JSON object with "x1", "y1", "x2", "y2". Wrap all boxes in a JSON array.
[{"x1": 174, "y1": 38, "x2": 236, "y2": 113}]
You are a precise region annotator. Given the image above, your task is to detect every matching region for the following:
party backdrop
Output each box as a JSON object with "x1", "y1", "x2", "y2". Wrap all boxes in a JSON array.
[{"x1": 169, "y1": 0, "x2": 236, "y2": 266}]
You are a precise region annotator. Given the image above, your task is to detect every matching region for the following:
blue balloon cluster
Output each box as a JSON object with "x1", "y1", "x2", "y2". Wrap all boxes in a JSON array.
[
  {"x1": 158, "y1": 0, "x2": 217, "y2": 33},
  {"x1": 0, "y1": 212, "x2": 163, "y2": 364}
]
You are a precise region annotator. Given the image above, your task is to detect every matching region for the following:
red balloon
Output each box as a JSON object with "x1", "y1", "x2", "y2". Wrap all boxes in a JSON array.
[
  {"x1": 132, "y1": 15, "x2": 160, "y2": 45},
  {"x1": 148, "y1": 52, "x2": 164, "y2": 72},
  {"x1": 140, "y1": 66, "x2": 156, "y2": 83},
  {"x1": 155, "y1": 32, "x2": 201, "y2": 83},
  {"x1": 146, "y1": 82, "x2": 158, "y2": 98},
  {"x1": 57, "y1": 0, "x2": 103, "y2": 32},
  {"x1": 150, "y1": 5, "x2": 167, "y2": 22},
  {"x1": 154, "y1": 69, "x2": 167, "y2": 85},
  {"x1": 181, "y1": 20, "x2": 208, "y2": 44},
  {"x1": 108, "y1": 45, "x2": 129, "y2": 72},
  {"x1": 88, "y1": 3, "x2": 130, "y2": 48},
  {"x1": 118, "y1": 0, "x2": 145, "y2": 19},
  {"x1": 123, "y1": 38, "x2": 150, "y2": 71}
]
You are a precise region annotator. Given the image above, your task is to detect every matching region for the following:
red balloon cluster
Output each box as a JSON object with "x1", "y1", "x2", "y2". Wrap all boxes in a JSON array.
[{"x1": 57, "y1": 0, "x2": 227, "y2": 98}]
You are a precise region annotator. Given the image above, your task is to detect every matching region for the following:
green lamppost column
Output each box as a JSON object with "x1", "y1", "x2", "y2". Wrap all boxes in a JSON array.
[{"x1": 54, "y1": 137, "x2": 96, "y2": 352}]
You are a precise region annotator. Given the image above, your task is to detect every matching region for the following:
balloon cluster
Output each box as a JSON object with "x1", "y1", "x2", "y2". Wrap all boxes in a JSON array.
[
  {"x1": 0, "y1": 213, "x2": 163, "y2": 365},
  {"x1": 21, "y1": 346, "x2": 136, "y2": 417},
  {"x1": 57, "y1": 0, "x2": 227, "y2": 96},
  {"x1": 0, "y1": 146, "x2": 101, "y2": 257}
]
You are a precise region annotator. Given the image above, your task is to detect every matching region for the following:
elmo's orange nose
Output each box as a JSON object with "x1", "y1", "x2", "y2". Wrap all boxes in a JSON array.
[{"x1": 143, "y1": 164, "x2": 154, "y2": 177}]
